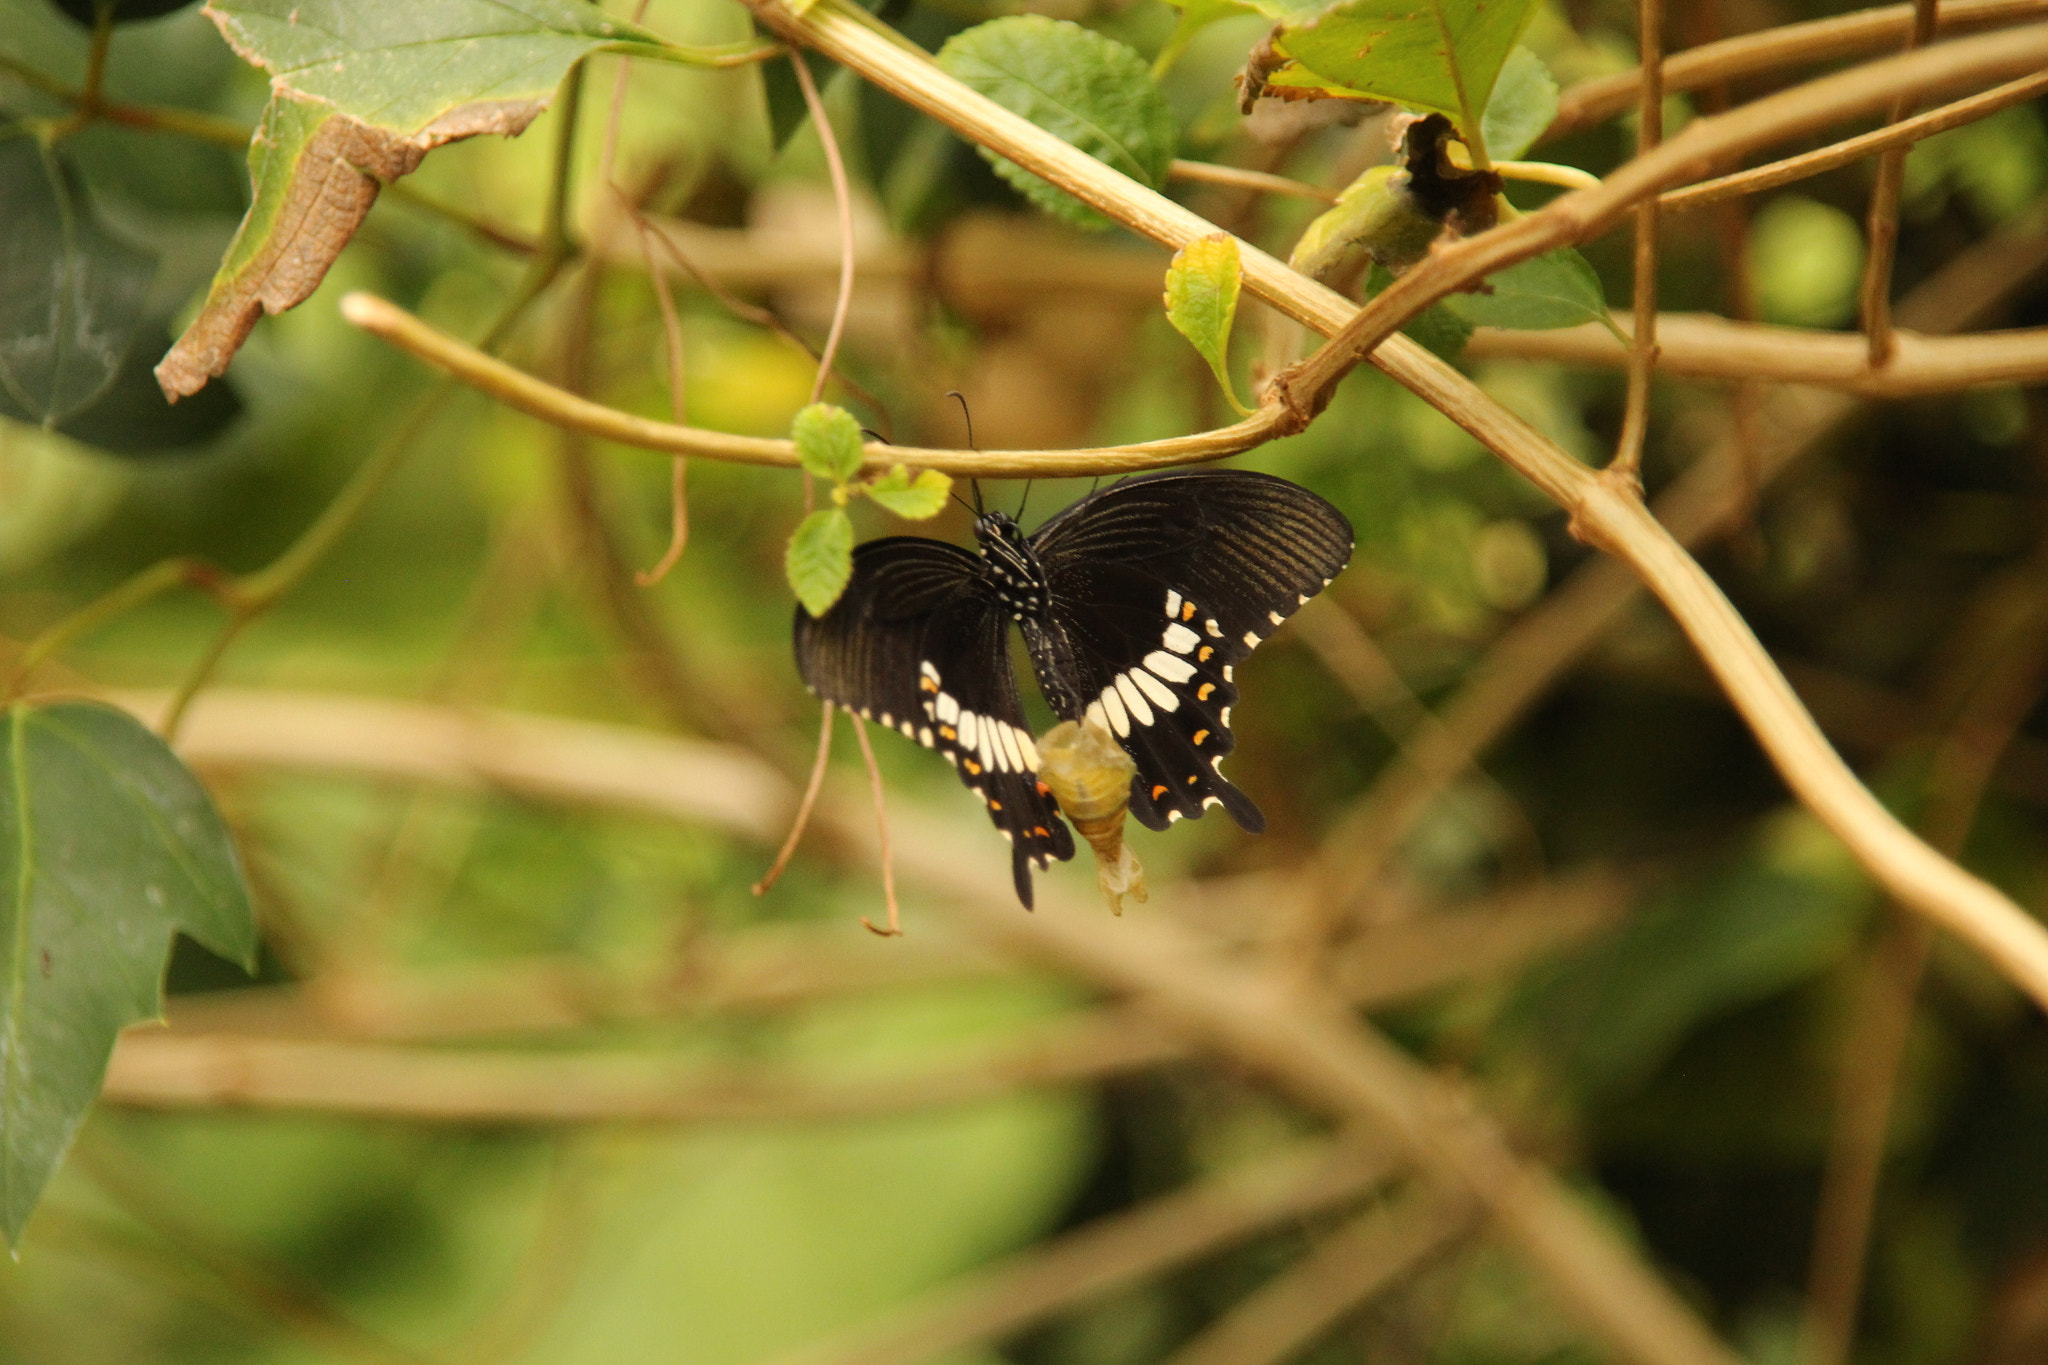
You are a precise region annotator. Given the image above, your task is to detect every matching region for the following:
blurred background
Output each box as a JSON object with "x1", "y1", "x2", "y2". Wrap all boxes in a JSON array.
[{"x1": 2, "y1": 0, "x2": 2047, "y2": 1362}]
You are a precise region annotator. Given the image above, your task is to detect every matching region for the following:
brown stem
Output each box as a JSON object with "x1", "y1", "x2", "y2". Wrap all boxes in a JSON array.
[
  {"x1": 1861, "y1": 0, "x2": 1943, "y2": 367},
  {"x1": 1612, "y1": 0, "x2": 1666, "y2": 482}
]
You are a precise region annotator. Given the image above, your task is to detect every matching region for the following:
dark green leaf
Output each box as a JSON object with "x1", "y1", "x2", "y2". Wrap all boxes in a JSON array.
[
  {"x1": 1446, "y1": 248, "x2": 1611, "y2": 331},
  {"x1": 1273, "y1": 0, "x2": 1541, "y2": 137},
  {"x1": 0, "y1": 318, "x2": 240, "y2": 456},
  {"x1": 864, "y1": 464, "x2": 952, "y2": 520},
  {"x1": 1365, "y1": 263, "x2": 1472, "y2": 360},
  {"x1": 786, "y1": 508, "x2": 856, "y2": 616},
  {"x1": 0, "y1": 131, "x2": 155, "y2": 428},
  {"x1": 1, "y1": 701, "x2": 257, "y2": 1247},
  {"x1": 937, "y1": 16, "x2": 1174, "y2": 231},
  {"x1": 1481, "y1": 46, "x2": 1559, "y2": 163},
  {"x1": 47, "y1": 0, "x2": 200, "y2": 23},
  {"x1": 205, "y1": 0, "x2": 672, "y2": 139},
  {"x1": 792, "y1": 403, "x2": 865, "y2": 485}
]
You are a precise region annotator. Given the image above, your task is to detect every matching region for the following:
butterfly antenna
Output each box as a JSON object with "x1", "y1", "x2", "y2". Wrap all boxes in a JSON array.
[
  {"x1": 1016, "y1": 479, "x2": 1034, "y2": 522},
  {"x1": 861, "y1": 428, "x2": 892, "y2": 444},
  {"x1": 945, "y1": 390, "x2": 977, "y2": 450}
]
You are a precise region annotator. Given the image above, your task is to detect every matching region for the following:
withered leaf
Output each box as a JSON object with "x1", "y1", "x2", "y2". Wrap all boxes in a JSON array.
[
  {"x1": 155, "y1": 94, "x2": 537, "y2": 399},
  {"x1": 159, "y1": 0, "x2": 677, "y2": 399}
]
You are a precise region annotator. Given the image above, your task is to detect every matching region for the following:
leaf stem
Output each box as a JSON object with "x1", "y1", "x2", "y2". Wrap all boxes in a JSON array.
[
  {"x1": 1493, "y1": 160, "x2": 1602, "y2": 193},
  {"x1": 1169, "y1": 158, "x2": 1337, "y2": 203},
  {"x1": 1859, "y1": 0, "x2": 1942, "y2": 368}
]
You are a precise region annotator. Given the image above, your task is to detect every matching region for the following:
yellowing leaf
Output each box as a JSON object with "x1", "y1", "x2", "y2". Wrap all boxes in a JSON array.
[
  {"x1": 1165, "y1": 234, "x2": 1250, "y2": 415},
  {"x1": 786, "y1": 507, "x2": 855, "y2": 617},
  {"x1": 865, "y1": 464, "x2": 952, "y2": 520}
]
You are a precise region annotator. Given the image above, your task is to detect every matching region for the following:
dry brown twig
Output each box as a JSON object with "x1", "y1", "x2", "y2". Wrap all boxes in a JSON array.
[{"x1": 1610, "y1": 0, "x2": 1665, "y2": 484}]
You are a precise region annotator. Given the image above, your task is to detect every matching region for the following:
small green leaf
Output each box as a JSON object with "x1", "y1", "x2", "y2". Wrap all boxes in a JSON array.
[
  {"x1": 787, "y1": 507, "x2": 855, "y2": 617},
  {"x1": 791, "y1": 403, "x2": 866, "y2": 485},
  {"x1": 1446, "y1": 248, "x2": 1612, "y2": 332},
  {"x1": 1154, "y1": 0, "x2": 1256, "y2": 76},
  {"x1": 205, "y1": 0, "x2": 672, "y2": 138},
  {"x1": 864, "y1": 465, "x2": 953, "y2": 520},
  {"x1": 0, "y1": 131, "x2": 155, "y2": 427},
  {"x1": 1271, "y1": 0, "x2": 1541, "y2": 143},
  {"x1": 1, "y1": 701, "x2": 257, "y2": 1247},
  {"x1": 1481, "y1": 46, "x2": 1559, "y2": 163},
  {"x1": 1289, "y1": 116, "x2": 1495, "y2": 280},
  {"x1": 1165, "y1": 234, "x2": 1250, "y2": 414},
  {"x1": 937, "y1": 16, "x2": 1175, "y2": 231}
]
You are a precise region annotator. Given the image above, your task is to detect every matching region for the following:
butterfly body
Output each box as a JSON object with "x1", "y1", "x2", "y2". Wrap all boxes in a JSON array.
[{"x1": 794, "y1": 470, "x2": 1353, "y2": 907}]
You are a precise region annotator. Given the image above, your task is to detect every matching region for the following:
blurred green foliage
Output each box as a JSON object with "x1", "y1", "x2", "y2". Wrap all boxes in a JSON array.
[{"x1": 3, "y1": 0, "x2": 2048, "y2": 1362}]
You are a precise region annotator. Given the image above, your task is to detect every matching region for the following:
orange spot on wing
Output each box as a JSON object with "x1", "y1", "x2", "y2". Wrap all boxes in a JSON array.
[
  {"x1": 1197, "y1": 683, "x2": 1215, "y2": 700},
  {"x1": 1180, "y1": 601, "x2": 1196, "y2": 620},
  {"x1": 1192, "y1": 729, "x2": 1209, "y2": 745},
  {"x1": 990, "y1": 799, "x2": 1002, "y2": 810},
  {"x1": 1151, "y1": 784, "x2": 1168, "y2": 799},
  {"x1": 1198, "y1": 646, "x2": 1213, "y2": 662},
  {"x1": 939, "y1": 725, "x2": 956, "y2": 741},
  {"x1": 1033, "y1": 825, "x2": 1050, "y2": 837},
  {"x1": 920, "y1": 676, "x2": 940, "y2": 692},
  {"x1": 1036, "y1": 781, "x2": 1051, "y2": 797},
  {"x1": 965, "y1": 759, "x2": 982, "y2": 775}
]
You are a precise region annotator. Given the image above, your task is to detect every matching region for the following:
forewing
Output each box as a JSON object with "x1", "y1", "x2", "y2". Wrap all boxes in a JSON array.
[
  {"x1": 1032, "y1": 471, "x2": 1353, "y2": 832},
  {"x1": 793, "y1": 537, "x2": 1073, "y2": 906}
]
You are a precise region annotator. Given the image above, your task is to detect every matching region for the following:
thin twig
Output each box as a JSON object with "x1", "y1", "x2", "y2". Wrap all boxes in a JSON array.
[
  {"x1": 1611, "y1": 0, "x2": 1665, "y2": 482},
  {"x1": 1461, "y1": 312, "x2": 2048, "y2": 394},
  {"x1": 1660, "y1": 69, "x2": 2048, "y2": 214},
  {"x1": 758, "y1": 1140, "x2": 1398, "y2": 1365},
  {"x1": 850, "y1": 713, "x2": 903, "y2": 936},
  {"x1": 1861, "y1": 0, "x2": 1942, "y2": 367},
  {"x1": 340, "y1": 291, "x2": 1295, "y2": 475},
  {"x1": 1159, "y1": 1189, "x2": 1469, "y2": 1365},
  {"x1": 755, "y1": 700, "x2": 836, "y2": 895},
  {"x1": 1169, "y1": 158, "x2": 1338, "y2": 203},
  {"x1": 1545, "y1": 0, "x2": 2048, "y2": 138},
  {"x1": 789, "y1": 49, "x2": 858, "y2": 406}
]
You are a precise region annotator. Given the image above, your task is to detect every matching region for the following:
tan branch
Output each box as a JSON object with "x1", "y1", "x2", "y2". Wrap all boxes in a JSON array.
[
  {"x1": 1462, "y1": 313, "x2": 2048, "y2": 393},
  {"x1": 1546, "y1": 0, "x2": 2048, "y2": 138},
  {"x1": 1169, "y1": 157, "x2": 1338, "y2": 203},
  {"x1": 1660, "y1": 69, "x2": 2048, "y2": 214},
  {"x1": 1860, "y1": 0, "x2": 1943, "y2": 367},
  {"x1": 761, "y1": 1141, "x2": 1397, "y2": 1365},
  {"x1": 1158, "y1": 1189, "x2": 1470, "y2": 1365},
  {"x1": 338, "y1": 292, "x2": 1291, "y2": 477},
  {"x1": 104, "y1": 1006, "x2": 1177, "y2": 1121}
]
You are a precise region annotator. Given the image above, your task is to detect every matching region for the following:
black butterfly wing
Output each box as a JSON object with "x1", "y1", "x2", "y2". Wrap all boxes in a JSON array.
[
  {"x1": 1029, "y1": 470, "x2": 1353, "y2": 832},
  {"x1": 792, "y1": 537, "x2": 1074, "y2": 907}
]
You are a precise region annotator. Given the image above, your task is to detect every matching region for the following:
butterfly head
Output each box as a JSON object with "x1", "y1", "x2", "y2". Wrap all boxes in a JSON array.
[{"x1": 973, "y1": 510, "x2": 1048, "y2": 619}]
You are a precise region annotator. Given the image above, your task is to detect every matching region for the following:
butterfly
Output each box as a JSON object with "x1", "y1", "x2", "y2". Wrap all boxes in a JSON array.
[{"x1": 793, "y1": 469, "x2": 1354, "y2": 907}]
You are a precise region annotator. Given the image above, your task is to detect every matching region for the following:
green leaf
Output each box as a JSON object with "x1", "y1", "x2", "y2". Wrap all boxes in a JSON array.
[
  {"x1": 204, "y1": 0, "x2": 672, "y2": 138},
  {"x1": 1, "y1": 701, "x2": 257, "y2": 1247},
  {"x1": 937, "y1": 16, "x2": 1175, "y2": 231},
  {"x1": 1445, "y1": 247, "x2": 1612, "y2": 332},
  {"x1": 786, "y1": 507, "x2": 855, "y2": 617},
  {"x1": 864, "y1": 464, "x2": 953, "y2": 520},
  {"x1": 1165, "y1": 234, "x2": 1249, "y2": 414},
  {"x1": 791, "y1": 403, "x2": 866, "y2": 485},
  {"x1": 1364, "y1": 263, "x2": 1472, "y2": 360},
  {"x1": 0, "y1": 131, "x2": 155, "y2": 427},
  {"x1": 1480, "y1": 46, "x2": 1559, "y2": 163},
  {"x1": 1272, "y1": 0, "x2": 1542, "y2": 140}
]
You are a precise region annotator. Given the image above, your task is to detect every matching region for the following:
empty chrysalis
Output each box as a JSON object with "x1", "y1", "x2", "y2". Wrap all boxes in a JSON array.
[{"x1": 1037, "y1": 719, "x2": 1148, "y2": 914}]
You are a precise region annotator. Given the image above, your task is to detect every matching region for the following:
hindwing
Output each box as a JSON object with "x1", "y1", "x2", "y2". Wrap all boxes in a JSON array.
[
  {"x1": 1029, "y1": 471, "x2": 1353, "y2": 832},
  {"x1": 792, "y1": 538, "x2": 1074, "y2": 906}
]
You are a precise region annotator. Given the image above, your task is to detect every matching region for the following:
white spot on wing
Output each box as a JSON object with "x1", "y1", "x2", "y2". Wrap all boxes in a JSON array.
[
  {"x1": 1242, "y1": 631, "x2": 1261, "y2": 648},
  {"x1": 1222, "y1": 665, "x2": 1234, "y2": 681},
  {"x1": 1017, "y1": 730, "x2": 1040, "y2": 770},
  {"x1": 1131, "y1": 667, "x2": 1177, "y2": 711},
  {"x1": 1115, "y1": 673, "x2": 1154, "y2": 727},
  {"x1": 1268, "y1": 611, "x2": 1284, "y2": 626},
  {"x1": 1086, "y1": 700, "x2": 1111, "y2": 734},
  {"x1": 1144, "y1": 650, "x2": 1195, "y2": 683},
  {"x1": 920, "y1": 661, "x2": 940, "y2": 680},
  {"x1": 919, "y1": 727, "x2": 934, "y2": 746},
  {"x1": 958, "y1": 710, "x2": 979, "y2": 752},
  {"x1": 1165, "y1": 589, "x2": 1182, "y2": 618},
  {"x1": 1162, "y1": 622, "x2": 1199, "y2": 654},
  {"x1": 1205, "y1": 619, "x2": 1222, "y2": 638},
  {"x1": 936, "y1": 692, "x2": 960, "y2": 723},
  {"x1": 1100, "y1": 684, "x2": 1131, "y2": 737}
]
